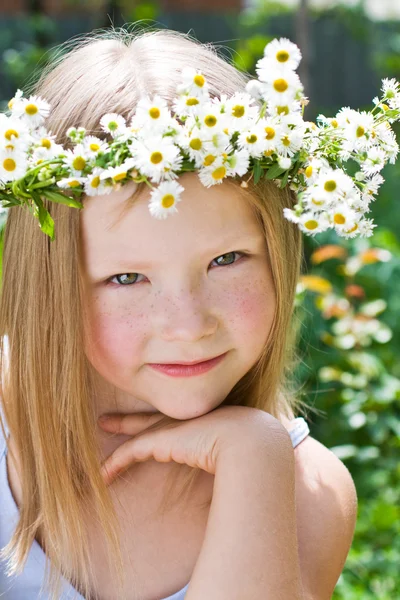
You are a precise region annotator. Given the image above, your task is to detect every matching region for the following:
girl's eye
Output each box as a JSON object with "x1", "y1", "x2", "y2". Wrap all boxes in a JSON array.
[
  {"x1": 211, "y1": 251, "x2": 244, "y2": 267},
  {"x1": 107, "y1": 252, "x2": 245, "y2": 287},
  {"x1": 108, "y1": 273, "x2": 146, "y2": 286}
]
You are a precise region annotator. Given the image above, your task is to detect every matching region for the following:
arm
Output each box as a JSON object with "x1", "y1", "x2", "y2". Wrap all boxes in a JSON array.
[{"x1": 186, "y1": 425, "x2": 304, "y2": 600}]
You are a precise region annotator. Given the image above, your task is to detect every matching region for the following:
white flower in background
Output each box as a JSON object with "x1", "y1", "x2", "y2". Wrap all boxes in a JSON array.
[
  {"x1": 149, "y1": 180, "x2": 184, "y2": 219},
  {"x1": 315, "y1": 168, "x2": 355, "y2": 200},
  {"x1": 330, "y1": 202, "x2": 358, "y2": 231},
  {"x1": 100, "y1": 158, "x2": 137, "y2": 184},
  {"x1": 284, "y1": 209, "x2": 330, "y2": 235},
  {"x1": 336, "y1": 107, "x2": 358, "y2": 128},
  {"x1": 172, "y1": 93, "x2": 202, "y2": 118},
  {"x1": 381, "y1": 78, "x2": 400, "y2": 107},
  {"x1": 31, "y1": 145, "x2": 62, "y2": 164},
  {"x1": 268, "y1": 99, "x2": 303, "y2": 117},
  {"x1": 84, "y1": 168, "x2": 113, "y2": 196},
  {"x1": 262, "y1": 37, "x2": 302, "y2": 71},
  {"x1": 302, "y1": 157, "x2": 329, "y2": 185},
  {"x1": 177, "y1": 67, "x2": 210, "y2": 98},
  {"x1": 344, "y1": 111, "x2": 375, "y2": 150},
  {"x1": 0, "y1": 148, "x2": 28, "y2": 182},
  {"x1": 275, "y1": 124, "x2": 304, "y2": 157},
  {"x1": 99, "y1": 113, "x2": 127, "y2": 138},
  {"x1": 10, "y1": 94, "x2": 50, "y2": 128},
  {"x1": 129, "y1": 136, "x2": 183, "y2": 183},
  {"x1": 131, "y1": 95, "x2": 174, "y2": 135},
  {"x1": 260, "y1": 118, "x2": 281, "y2": 154},
  {"x1": 362, "y1": 147, "x2": 386, "y2": 176},
  {"x1": 303, "y1": 185, "x2": 331, "y2": 210},
  {"x1": 245, "y1": 79, "x2": 264, "y2": 100},
  {"x1": 362, "y1": 173, "x2": 384, "y2": 200},
  {"x1": 356, "y1": 218, "x2": 376, "y2": 237}
]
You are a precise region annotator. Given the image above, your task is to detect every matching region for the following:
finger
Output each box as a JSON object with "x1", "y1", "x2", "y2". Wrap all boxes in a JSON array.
[{"x1": 97, "y1": 412, "x2": 164, "y2": 435}]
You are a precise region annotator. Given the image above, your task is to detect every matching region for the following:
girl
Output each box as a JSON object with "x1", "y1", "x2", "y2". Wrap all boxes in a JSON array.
[{"x1": 0, "y1": 27, "x2": 358, "y2": 600}]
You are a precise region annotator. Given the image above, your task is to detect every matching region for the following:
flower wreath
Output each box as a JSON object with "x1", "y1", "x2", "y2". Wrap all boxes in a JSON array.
[{"x1": 0, "y1": 37, "x2": 399, "y2": 241}]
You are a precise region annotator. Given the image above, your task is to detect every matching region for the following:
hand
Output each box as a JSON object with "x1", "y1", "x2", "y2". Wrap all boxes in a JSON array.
[{"x1": 97, "y1": 405, "x2": 289, "y2": 486}]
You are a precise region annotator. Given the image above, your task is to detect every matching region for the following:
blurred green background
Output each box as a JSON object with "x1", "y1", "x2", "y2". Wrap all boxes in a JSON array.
[{"x1": 0, "y1": 0, "x2": 399, "y2": 598}]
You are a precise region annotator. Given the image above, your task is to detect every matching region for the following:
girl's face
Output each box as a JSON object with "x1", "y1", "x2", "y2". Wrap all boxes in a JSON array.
[{"x1": 80, "y1": 173, "x2": 276, "y2": 420}]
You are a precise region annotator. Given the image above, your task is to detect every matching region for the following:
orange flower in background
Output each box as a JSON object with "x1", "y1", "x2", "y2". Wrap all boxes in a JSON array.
[{"x1": 311, "y1": 244, "x2": 348, "y2": 264}]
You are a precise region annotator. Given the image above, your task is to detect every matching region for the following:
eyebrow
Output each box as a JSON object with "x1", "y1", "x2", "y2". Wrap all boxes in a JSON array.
[{"x1": 94, "y1": 232, "x2": 265, "y2": 271}]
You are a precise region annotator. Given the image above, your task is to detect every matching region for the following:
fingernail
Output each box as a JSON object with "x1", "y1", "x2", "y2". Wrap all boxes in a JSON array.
[{"x1": 98, "y1": 415, "x2": 111, "y2": 423}]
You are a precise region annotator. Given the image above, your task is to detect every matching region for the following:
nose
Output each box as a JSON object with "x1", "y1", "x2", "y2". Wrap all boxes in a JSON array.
[{"x1": 153, "y1": 286, "x2": 219, "y2": 343}]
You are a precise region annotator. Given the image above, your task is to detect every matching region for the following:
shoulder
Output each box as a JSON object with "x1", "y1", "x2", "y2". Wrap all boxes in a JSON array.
[{"x1": 293, "y1": 435, "x2": 358, "y2": 600}]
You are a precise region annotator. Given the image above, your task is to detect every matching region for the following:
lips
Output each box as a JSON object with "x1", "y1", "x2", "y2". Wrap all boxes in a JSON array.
[
  {"x1": 148, "y1": 352, "x2": 228, "y2": 377},
  {"x1": 151, "y1": 354, "x2": 225, "y2": 366}
]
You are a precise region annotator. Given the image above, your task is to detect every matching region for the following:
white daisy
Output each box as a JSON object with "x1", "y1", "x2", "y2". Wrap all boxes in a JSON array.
[
  {"x1": 172, "y1": 93, "x2": 202, "y2": 118},
  {"x1": 275, "y1": 125, "x2": 304, "y2": 157},
  {"x1": 82, "y1": 135, "x2": 109, "y2": 158},
  {"x1": 99, "y1": 158, "x2": 137, "y2": 184},
  {"x1": 177, "y1": 67, "x2": 210, "y2": 98},
  {"x1": 277, "y1": 156, "x2": 292, "y2": 170},
  {"x1": 129, "y1": 136, "x2": 183, "y2": 183},
  {"x1": 330, "y1": 203, "x2": 358, "y2": 231},
  {"x1": 245, "y1": 79, "x2": 264, "y2": 101},
  {"x1": 255, "y1": 66, "x2": 302, "y2": 105},
  {"x1": 0, "y1": 115, "x2": 31, "y2": 151},
  {"x1": 198, "y1": 157, "x2": 228, "y2": 187},
  {"x1": 381, "y1": 78, "x2": 400, "y2": 103},
  {"x1": 362, "y1": 173, "x2": 384, "y2": 200},
  {"x1": 285, "y1": 210, "x2": 330, "y2": 235},
  {"x1": 361, "y1": 147, "x2": 386, "y2": 176},
  {"x1": 99, "y1": 113, "x2": 127, "y2": 138},
  {"x1": 202, "y1": 131, "x2": 231, "y2": 156},
  {"x1": 11, "y1": 94, "x2": 50, "y2": 128},
  {"x1": 343, "y1": 111, "x2": 375, "y2": 151},
  {"x1": 260, "y1": 118, "x2": 281, "y2": 154},
  {"x1": 62, "y1": 145, "x2": 91, "y2": 173},
  {"x1": 82, "y1": 169, "x2": 111, "y2": 196},
  {"x1": 131, "y1": 95, "x2": 174, "y2": 135},
  {"x1": 262, "y1": 38, "x2": 302, "y2": 71},
  {"x1": 224, "y1": 93, "x2": 259, "y2": 133},
  {"x1": 315, "y1": 168, "x2": 355, "y2": 199},
  {"x1": 357, "y1": 218, "x2": 376, "y2": 238},
  {"x1": 0, "y1": 148, "x2": 28, "y2": 182},
  {"x1": 57, "y1": 176, "x2": 85, "y2": 189},
  {"x1": 226, "y1": 148, "x2": 250, "y2": 177},
  {"x1": 237, "y1": 122, "x2": 269, "y2": 158},
  {"x1": 148, "y1": 180, "x2": 185, "y2": 219},
  {"x1": 7, "y1": 89, "x2": 23, "y2": 111},
  {"x1": 196, "y1": 102, "x2": 228, "y2": 134}
]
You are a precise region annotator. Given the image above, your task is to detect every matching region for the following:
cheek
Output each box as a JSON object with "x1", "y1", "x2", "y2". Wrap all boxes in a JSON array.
[
  {"x1": 227, "y1": 280, "x2": 275, "y2": 339},
  {"x1": 84, "y1": 295, "x2": 149, "y2": 372}
]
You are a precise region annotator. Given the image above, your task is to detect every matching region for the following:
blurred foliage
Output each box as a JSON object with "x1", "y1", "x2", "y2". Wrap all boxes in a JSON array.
[{"x1": 0, "y1": 1, "x2": 399, "y2": 597}]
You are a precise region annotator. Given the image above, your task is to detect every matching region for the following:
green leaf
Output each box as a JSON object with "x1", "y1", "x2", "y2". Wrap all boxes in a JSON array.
[
  {"x1": 265, "y1": 163, "x2": 287, "y2": 179},
  {"x1": 42, "y1": 189, "x2": 83, "y2": 209},
  {"x1": 31, "y1": 191, "x2": 55, "y2": 240},
  {"x1": 253, "y1": 161, "x2": 262, "y2": 185},
  {"x1": 280, "y1": 169, "x2": 290, "y2": 188}
]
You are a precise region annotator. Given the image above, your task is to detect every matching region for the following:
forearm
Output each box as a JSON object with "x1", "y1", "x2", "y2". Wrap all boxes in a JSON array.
[{"x1": 186, "y1": 430, "x2": 304, "y2": 600}]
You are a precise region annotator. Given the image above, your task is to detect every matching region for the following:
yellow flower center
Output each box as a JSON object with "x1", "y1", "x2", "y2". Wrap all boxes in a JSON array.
[
  {"x1": 5, "y1": 129, "x2": 19, "y2": 141},
  {"x1": 90, "y1": 143, "x2": 100, "y2": 151},
  {"x1": 91, "y1": 176, "x2": 100, "y2": 188},
  {"x1": 68, "y1": 180, "x2": 81, "y2": 187},
  {"x1": 212, "y1": 166, "x2": 226, "y2": 180},
  {"x1": 149, "y1": 107, "x2": 160, "y2": 119},
  {"x1": 382, "y1": 104, "x2": 389, "y2": 111},
  {"x1": 305, "y1": 166, "x2": 313, "y2": 178},
  {"x1": 232, "y1": 105, "x2": 245, "y2": 118},
  {"x1": 265, "y1": 127, "x2": 275, "y2": 140},
  {"x1": 246, "y1": 134, "x2": 258, "y2": 144},
  {"x1": 73, "y1": 156, "x2": 86, "y2": 171},
  {"x1": 203, "y1": 155, "x2": 216, "y2": 166},
  {"x1": 150, "y1": 151, "x2": 163, "y2": 164},
  {"x1": 41, "y1": 139, "x2": 51, "y2": 149},
  {"x1": 277, "y1": 105, "x2": 289, "y2": 115},
  {"x1": 113, "y1": 172, "x2": 127, "y2": 182},
  {"x1": 356, "y1": 126, "x2": 365, "y2": 138},
  {"x1": 5, "y1": 144, "x2": 14, "y2": 150},
  {"x1": 161, "y1": 194, "x2": 175, "y2": 209},
  {"x1": 264, "y1": 149, "x2": 274, "y2": 157},
  {"x1": 331, "y1": 119, "x2": 338, "y2": 128},
  {"x1": 324, "y1": 180, "x2": 337, "y2": 192},
  {"x1": 276, "y1": 50, "x2": 290, "y2": 63},
  {"x1": 8, "y1": 99, "x2": 14, "y2": 110},
  {"x1": 194, "y1": 74, "x2": 205, "y2": 87},
  {"x1": 273, "y1": 78, "x2": 288, "y2": 93},
  {"x1": 304, "y1": 220, "x2": 318, "y2": 230},
  {"x1": 186, "y1": 97, "x2": 199, "y2": 106},
  {"x1": 3, "y1": 158, "x2": 16, "y2": 172},
  {"x1": 334, "y1": 213, "x2": 346, "y2": 225},
  {"x1": 346, "y1": 223, "x2": 358, "y2": 233},
  {"x1": 311, "y1": 198, "x2": 324, "y2": 206},
  {"x1": 282, "y1": 135, "x2": 291, "y2": 147},
  {"x1": 204, "y1": 115, "x2": 217, "y2": 127},
  {"x1": 25, "y1": 103, "x2": 38, "y2": 115},
  {"x1": 190, "y1": 138, "x2": 202, "y2": 151}
]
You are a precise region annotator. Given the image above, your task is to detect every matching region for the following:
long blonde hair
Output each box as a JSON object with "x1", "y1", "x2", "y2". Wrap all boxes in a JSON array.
[{"x1": 0, "y1": 25, "x2": 309, "y2": 600}]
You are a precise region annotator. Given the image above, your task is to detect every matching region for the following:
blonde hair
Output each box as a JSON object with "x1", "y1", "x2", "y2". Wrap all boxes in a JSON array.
[{"x1": 0, "y1": 25, "x2": 311, "y2": 600}]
